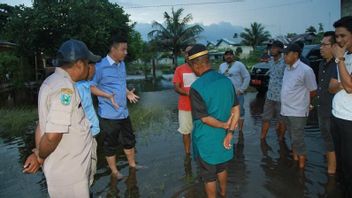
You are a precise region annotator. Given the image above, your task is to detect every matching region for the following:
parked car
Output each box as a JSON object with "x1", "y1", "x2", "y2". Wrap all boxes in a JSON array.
[{"x1": 250, "y1": 44, "x2": 322, "y2": 93}]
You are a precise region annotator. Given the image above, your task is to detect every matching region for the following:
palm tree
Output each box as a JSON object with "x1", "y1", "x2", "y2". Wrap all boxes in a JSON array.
[
  {"x1": 148, "y1": 8, "x2": 203, "y2": 68},
  {"x1": 240, "y1": 22, "x2": 271, "y2": 51}
]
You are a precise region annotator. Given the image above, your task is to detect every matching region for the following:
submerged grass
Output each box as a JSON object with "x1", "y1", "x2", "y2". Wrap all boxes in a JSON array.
[{"x1": 0, "y1": 107, "x2": 37, "y2": 137}]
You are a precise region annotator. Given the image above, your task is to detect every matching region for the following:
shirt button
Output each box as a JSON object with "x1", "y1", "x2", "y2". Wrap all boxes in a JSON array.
[
  {"x1": 321, "y1": 79, "x2": 324, "y2": 81},
  {"x1": 323, "y1": 70, "x2": 325, "y2": 73}
]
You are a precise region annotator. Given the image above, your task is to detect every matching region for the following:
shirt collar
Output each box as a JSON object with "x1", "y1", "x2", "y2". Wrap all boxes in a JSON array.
[
  {"x1": 55, "y1": 67, "x2": 74, "y2": 83},
  {"x1": 106, "y1": 55, "x2": 120, "y2": 66},
  {"x1": 287, "y1": 59, "x2": 300, "y2": 70}
]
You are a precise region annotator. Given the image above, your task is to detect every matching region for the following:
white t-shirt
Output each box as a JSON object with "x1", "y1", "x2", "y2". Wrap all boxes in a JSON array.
[{"x1": 332, "y1": 52, "x2": 352, "y2": 121}]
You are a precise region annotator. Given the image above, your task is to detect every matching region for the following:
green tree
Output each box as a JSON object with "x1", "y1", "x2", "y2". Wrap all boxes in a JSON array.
[
  {"x1": 305, "y1": 25, "x2": 317, "y2": 33},
  {"x1": 240, "y1": 22, "x2": 271, "y2": 51},
  {"x1": 148, "y1": 8, "x2": 203, "y2": 68},
  {"x1": 318, "y1": 23, "x2": 324, "y2": 33}
]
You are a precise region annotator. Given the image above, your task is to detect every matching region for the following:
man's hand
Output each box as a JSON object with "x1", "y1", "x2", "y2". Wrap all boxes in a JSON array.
[
  {"x1": 236, "y1": 90, "x2": 243, "y2": 96},
  {"x1": 332, "y1": 42, "x2": 348, "y2": 58},
  {"x1": 23, "y1": 153, "x2": 41, "y2": 174},
  {"x1": 107, "y1": 93, "x2": 119, "y2": 109},
  {"x1": 223, "y1": 133, "x2": 233, "y2": 150},
  {"x1": 127, "y1": 88, "x2": 140, "y2": 103}
]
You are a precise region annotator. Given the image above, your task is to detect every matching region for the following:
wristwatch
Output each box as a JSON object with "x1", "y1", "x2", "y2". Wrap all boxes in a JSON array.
[
  {"x1": 335, "y1": 57, "x2": 345, "y2": 64},
  {"x1": 227, "y1": 129, "x2": 235, "y2": 134}
]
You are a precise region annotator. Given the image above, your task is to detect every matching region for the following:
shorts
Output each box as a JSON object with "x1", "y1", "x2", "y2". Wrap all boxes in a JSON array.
[
  {"x1": 89, "y1": 138, "x2": 97, "y2": 186},
  {"x1": 262, "y1": 99, "x2": 282, "y2": 121},
  {"x1": 238, "y1": 94, "x2": 245, "y2": 118},
  {"x1": 197, "y1": 157, "x2": 229, "y2": 183},
  {"x1": 283, "y1": 116, "x2": 307, "y2": 155},
  {"x1": 99, "y1": 117, "x2": 136, "y2": 156},
  {"x1": 177, "y1": 110, "x2": 193, "y2": 134}
]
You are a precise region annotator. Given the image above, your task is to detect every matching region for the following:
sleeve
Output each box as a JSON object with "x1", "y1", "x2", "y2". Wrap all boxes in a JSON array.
[
  {"x1": 239, "y1": 63, "x2": 251, "y2": 92},
  {"x1": 90, "y1": 63, "x2": 101, "y2": 87},
  {"x1": 304, "y1": 68, "x2": 318, "y2": 91},
  {"x1": 330, "y1": 64, "x2": 338, "y2": 80},
  {"x1": 173, "y1": 67, "x2": 181, "y2": 84},
  {"x1": 190, "y1": 87, "x2": 208, "y2": 120},
  {"x1": 45, "y1": 86, "x2": 74, "y2": 133}
]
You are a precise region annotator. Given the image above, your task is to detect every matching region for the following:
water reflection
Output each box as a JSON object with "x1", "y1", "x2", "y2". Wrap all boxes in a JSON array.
[{"x1": 107, "y1": 167, "x2": 139, "y2": 198}]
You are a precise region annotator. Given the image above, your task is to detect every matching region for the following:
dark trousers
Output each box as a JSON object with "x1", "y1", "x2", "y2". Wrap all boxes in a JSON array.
[{"x1": 331, "y1": 116, "x2": 352, "y2": 198}]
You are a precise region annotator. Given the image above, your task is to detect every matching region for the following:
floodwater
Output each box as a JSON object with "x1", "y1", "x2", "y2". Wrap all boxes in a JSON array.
[{"x1": 0, "y1": 84, "x2": 344, "y2": 197}]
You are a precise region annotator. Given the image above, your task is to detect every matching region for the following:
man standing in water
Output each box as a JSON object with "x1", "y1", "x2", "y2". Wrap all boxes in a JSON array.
[
  {"x1": 23, "y1": 39, "x2": 100, "y2": 197},
  {"x1": 90, "y1": 34, "x2": 141, "y2": 180},
  {"x1": 173, "y1": 45, "x2": 197, "y2": 156},
  {"x1": 281, "y1": 43, "x2": 317, "y2": 169},
  {"x1": 218, "y1": 50, "x2": 250, "y2": 133},
  {"x1": 188, "y1": 44, "x2": 240, "y2": 198}
]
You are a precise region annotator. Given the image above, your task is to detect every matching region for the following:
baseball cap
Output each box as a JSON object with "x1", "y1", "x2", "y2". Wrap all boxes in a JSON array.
[
  {"x1": 188, "y1": 44, "x2": 208, "y2": 60},
  {"x1": 271, "y1": 40, "x2": 284, "y2": 49},
  {"x1": 283, "y1": 43, "x2": 302, "y2": 54},
  {"x1": 52, "y1": 39, "x2": 101, "y2": 67}
]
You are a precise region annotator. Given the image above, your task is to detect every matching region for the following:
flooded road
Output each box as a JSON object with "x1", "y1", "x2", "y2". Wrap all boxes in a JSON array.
[{"x1": 0, "y1": 90, "x2": 343, "y2": 197}]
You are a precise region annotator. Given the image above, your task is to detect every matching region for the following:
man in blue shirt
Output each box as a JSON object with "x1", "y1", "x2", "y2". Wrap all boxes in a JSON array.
[
  {"x1": 188, "y1": 44, "x2": 240, "y2": 198},
  {"x1": 91, "y1": 35, "x2": 140, "y2": 179}
]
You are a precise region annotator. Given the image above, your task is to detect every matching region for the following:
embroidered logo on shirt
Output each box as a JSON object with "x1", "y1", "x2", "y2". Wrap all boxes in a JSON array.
[{"x1": 60, "y1": 88, "x2": 73, "y2": 105}]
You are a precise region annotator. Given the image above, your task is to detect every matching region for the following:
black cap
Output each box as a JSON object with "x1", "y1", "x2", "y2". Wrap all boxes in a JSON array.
[
  {"x1": 271, "y1": 40, "x2": 284, "y2": 49},
  {"x1": 283, "y1": 43, "x2": 302, "y2": 54},
  {"x1": 52, "y1": 39, "x2": 101, "y2": 67},
  {"x1": 188, "y1": 44, "x2": 208, "y2": 60},
  {"x1": 224, "y1": 49, "x2": 234, "y2": 55}
]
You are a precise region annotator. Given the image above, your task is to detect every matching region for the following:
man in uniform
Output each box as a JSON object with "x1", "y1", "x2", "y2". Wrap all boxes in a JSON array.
[
  {"x1": 23, "y1": 39, "x2": 101, "y2": 197},
  {"x1": 188, "y1": 44, "x2": 240, "y2": 198}
]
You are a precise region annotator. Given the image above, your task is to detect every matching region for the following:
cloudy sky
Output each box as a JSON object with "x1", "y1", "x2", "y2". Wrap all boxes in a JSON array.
[{"x1": 4, "y1": 0, "x2": 341, "y2": 42}]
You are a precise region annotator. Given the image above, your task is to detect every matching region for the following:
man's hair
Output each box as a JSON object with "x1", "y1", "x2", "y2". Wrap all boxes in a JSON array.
[
  {"x1": 333, "y1": 16, "x2": 352, "y2": 33},
  {"x1": 323, "y1": 31, "x2": 336, "y2": 44},
  {"x1": 110, "y1": 33, "x2": 128, "y2": 47}
]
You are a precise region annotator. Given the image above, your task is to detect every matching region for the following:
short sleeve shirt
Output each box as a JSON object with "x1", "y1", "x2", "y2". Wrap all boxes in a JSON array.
[
  {"x1": 281, "y1": 60, "x2": 317, "y2": 117},
  {"x1": 38, "y1": 67, "x2": 92, "y2": 186},
  {"x1": 173, "y1": 63, "x2": 197, "y2": 111},
  {"x1": 332, "y1": 52, "x2": 352, "y2": 120},
  {"x1": 190, "y1": 69, "x2": 238, "y2": 165},
  {"x1": 75, "y1": 80, "x2": 100, "y2": 136},
  {"x1": 91, "y1": 55, "x2": 128, "y2": 120},
  {"x1": 266, "y1": 58, "x2": 286, "y2": 101},
  {"x1": 317, "y1": 59, "x2": 336, "y2": 118}
]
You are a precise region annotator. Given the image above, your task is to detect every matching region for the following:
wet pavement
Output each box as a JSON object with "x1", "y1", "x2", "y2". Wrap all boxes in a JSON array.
[{"x1": 0, "y1": 90, "x2": 343, "y2": 198}]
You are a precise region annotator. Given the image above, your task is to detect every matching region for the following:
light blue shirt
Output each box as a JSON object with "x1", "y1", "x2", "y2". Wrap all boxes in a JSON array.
[
  {"x1": 91, "y1": 55, "x2": 128, "y2": 120},
  {"x1": 281, "y1": 60, "x2": 317, "y2": 117},
  {"x1": 75, "y1": 81, "x2": 100, "y2": 136},
  {"x1": 266, "y1": 57, "x2": 286, "y2": 101},
  {"x1": 218, "y1": 61, "x2": 250, "y2": 93}
]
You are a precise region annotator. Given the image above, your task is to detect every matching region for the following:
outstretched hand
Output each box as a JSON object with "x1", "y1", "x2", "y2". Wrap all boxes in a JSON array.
[
  {"x1": 127, "y1": 88, "x2": 140, "y2": 103},
  {"x1": 108, "y1": 93, "x2": 119, "y2": 109}
]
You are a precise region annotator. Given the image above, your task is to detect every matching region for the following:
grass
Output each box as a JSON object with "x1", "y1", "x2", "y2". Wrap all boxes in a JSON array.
[{"x1": 0, "y1": 107, "x2": 37, "y2": 137}]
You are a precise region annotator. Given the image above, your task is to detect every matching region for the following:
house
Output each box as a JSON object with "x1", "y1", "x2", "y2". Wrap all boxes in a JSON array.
[{"x1": 207, "y1": 38, "x2": 252, "y2": 60}]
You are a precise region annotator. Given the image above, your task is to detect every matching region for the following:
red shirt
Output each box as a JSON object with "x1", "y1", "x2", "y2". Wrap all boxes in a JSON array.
[{"x1": 173, "y1": 63, "x2": 197, "y2": 111}]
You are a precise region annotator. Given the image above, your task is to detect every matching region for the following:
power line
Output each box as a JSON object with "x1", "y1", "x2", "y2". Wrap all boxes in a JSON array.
[{"x1": 123, "y1": 0, "x2": 244, "y2": 9}]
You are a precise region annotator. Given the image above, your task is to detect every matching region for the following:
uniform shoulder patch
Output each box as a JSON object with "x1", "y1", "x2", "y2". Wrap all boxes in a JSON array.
[{"x1": 60, "y1": 88, "x2": 73, "y2": 105}]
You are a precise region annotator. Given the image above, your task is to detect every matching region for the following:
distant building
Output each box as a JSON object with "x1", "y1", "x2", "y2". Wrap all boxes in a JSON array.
[{"x1": 206, "y1": 38, "x2": 252, "y2": 61}]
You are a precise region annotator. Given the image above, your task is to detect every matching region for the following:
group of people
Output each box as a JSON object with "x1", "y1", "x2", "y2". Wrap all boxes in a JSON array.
[
  {"x1": 173, "y1": 16, "x2": 352, "y2": 198},
  {"x1": 23, "y1": 35, "x2": 142, "y2": 197},
  {"x1": 20, "y1": 15, "x2": 352, "y2": 198}
]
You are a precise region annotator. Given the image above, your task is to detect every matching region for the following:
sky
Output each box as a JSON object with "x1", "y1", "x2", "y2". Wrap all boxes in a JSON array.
[{"x1": 3, "y1": 0, "x2": 341, "y2": 42}]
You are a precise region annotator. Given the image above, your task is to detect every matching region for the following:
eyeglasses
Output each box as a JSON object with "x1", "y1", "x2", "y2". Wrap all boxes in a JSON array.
[{"x1": 320, "y1": 43, "x2": 331, "y2": 47}]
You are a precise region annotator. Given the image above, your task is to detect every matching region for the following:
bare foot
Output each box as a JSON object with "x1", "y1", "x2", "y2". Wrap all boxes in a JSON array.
[{"x1": 112, "y1": 171, "x2": 125, "y2": 180}]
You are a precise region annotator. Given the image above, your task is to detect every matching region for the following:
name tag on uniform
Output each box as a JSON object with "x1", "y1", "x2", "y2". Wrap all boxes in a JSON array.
[{"x1": 60, "y1": 88, "x2": 73, "y2": 105}]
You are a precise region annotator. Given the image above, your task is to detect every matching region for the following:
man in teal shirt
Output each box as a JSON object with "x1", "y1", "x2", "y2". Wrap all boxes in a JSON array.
[{"x1": 188, "y1": 44, "x2": 240, "y2": 198}]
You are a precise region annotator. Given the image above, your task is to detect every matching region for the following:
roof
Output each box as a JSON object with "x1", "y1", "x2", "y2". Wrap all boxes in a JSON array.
[{"x1": 0, "y1": 41, "x2": 17, "y2": 52}]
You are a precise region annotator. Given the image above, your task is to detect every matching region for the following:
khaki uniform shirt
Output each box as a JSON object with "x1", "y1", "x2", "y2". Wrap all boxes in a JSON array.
[{"x1": 38, "y1": 67, "x2": 92, "y2": 186}]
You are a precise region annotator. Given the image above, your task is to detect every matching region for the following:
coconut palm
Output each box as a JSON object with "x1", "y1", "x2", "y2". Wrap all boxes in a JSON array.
[
  {"x1": 240, "y1": 22, "x2": 271, "y2": 51},
  {"x1": 148, "y1": 8, "x2": 203, "y2": 68}
]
